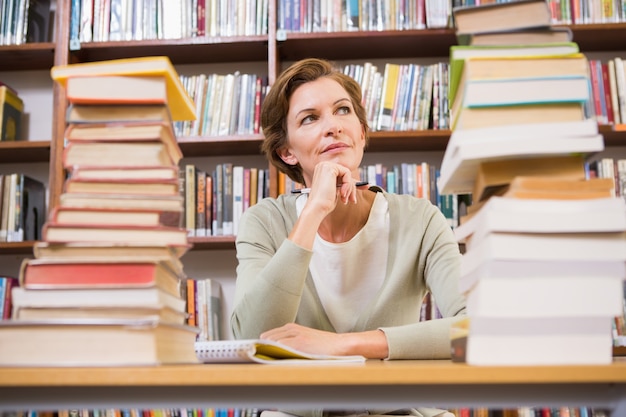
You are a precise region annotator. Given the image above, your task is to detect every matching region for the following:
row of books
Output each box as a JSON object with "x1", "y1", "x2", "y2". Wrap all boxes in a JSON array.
[
  {"x1": 0, "y1": 173, "x2": 46, "y2": 243},
  {"x1": 185, "y1": 277, "x2": 224, "y2": 342},
  {"x1": 0, "y1": 84, "x2": 24, "y2": 141},
  {"x1": 176, "y1": 72, "x2": 269, "y2": 138},
  {"x1": 1, "y1": 407, "x2": 613, "y2": 417},
  {"x1": 0, "y1": 0, "x2": 51, "y2": 45},
  {"x1": 452, "y1": 0, "x2": 626, "y2": 28},
  {"x1": 588, "y1": 57, "x2": 626, "y2": 126},
  {"x1": 450, "y1": 407, "x2": 611, "y2": 417},
  {"x1": 278, "y1": 0, "x2": 444, "y2": 32},
  {"x1": 343, "y1": 61, "x2": 449, "y2": 132},
  {"x1": 181, "y1": 164, "x2": 270, "y2": 238},
  {"x1": 588, "y1": 157, "x2": 626, "y2": 201},
  {"x1": 71, "y1": 0, "x2": 270, "y2": 47},
  {"x1": 10, "y1": 409, "x2": 261, "y2": 417}
]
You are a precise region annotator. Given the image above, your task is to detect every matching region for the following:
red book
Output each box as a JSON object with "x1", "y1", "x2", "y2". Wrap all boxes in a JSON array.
[{"x1": 19, "y1": 259, "x2": 183, "y2": 297}]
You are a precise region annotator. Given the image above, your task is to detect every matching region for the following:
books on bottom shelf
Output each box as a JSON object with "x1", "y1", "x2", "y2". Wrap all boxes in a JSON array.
[
  {"x1": 437, "y1": 119, "x2": 603, "y2": 194},
  {"x1": 195, "y1": 339, "x2": 366, "y2": 364},
  {"x1": 0, "y1": 319, "x2": 199, "y2": 366},
  {"x1": 451, "y1": 315, "x2": 615, "y2": 366},
  {"x1": 190, "y1": 278, "x2": 224, "y2": 342}
]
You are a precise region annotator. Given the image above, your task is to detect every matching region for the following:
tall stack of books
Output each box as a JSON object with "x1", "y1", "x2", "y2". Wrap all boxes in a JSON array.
[
  {"x1": 0, "y1": 57, "x2": 200, "y2": 366},
  {"x1": 441, "y1": 0, "x2": 626, "y2": 366}
]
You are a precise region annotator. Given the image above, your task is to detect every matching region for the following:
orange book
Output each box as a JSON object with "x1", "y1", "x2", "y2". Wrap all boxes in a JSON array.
[
  {"x1": 186, "y1": 278, "x2": 196, "y2": 326},
  {"x1": 19, "y1": 259, "x2": 183, "y2": 297}
]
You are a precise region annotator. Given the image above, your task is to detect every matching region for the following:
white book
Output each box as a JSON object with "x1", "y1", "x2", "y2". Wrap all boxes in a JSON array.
[
  {"x1": 461, "y1": 76, "x2": 590, "y2": 108},
  {"x1": 461, "y1": 316, "x2": 614, "y2": 366},
  {"x1": 438, "y1": 119, "x2": 603, "y2": 194},
  {"x1": 194, "y1": 339, "x2": 366, "y2": 364},
  {"x1": 460, "y1": 259, "x2": 625, "y2": 317},
  {"x1": 11, "y1": 287, "x2": 185, "y2": 312},
  {"x1": 461, "y1": 231, "x2": 626, "y2": 276},
  {"x1": 232, "y1": 165, "x2": 244, "y2": 235},
  {"x1": 454, "y1": 197, "x2": 626, "y2": 244}
]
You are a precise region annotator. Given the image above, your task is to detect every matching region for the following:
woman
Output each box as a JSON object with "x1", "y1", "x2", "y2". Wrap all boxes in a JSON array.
[{"x1": 231, "y1": 58, "x2": 466, "y2": 361}]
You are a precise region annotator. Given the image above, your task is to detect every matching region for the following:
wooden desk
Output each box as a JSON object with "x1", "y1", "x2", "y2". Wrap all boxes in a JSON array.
[{"x1": 1, "y1": 359, "x2": 626, "y2": 413}]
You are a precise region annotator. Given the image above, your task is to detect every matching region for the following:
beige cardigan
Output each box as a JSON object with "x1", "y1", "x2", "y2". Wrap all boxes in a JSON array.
[{"x1": 231, "y1": 189, "x2": 466, "y2": 360}]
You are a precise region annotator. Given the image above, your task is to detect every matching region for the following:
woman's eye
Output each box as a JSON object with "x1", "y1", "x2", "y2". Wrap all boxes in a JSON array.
[
  {"x1": 337, "y1": 106, "x2": 351, "y2": 115},
  {"x1": 301, "y1": 115, "x2": 316, "y2": 124}
]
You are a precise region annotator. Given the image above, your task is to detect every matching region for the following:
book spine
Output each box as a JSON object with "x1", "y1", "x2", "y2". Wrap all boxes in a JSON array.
[{"x1": 195, "y1": 169, "x2": 207, "y2": 237}]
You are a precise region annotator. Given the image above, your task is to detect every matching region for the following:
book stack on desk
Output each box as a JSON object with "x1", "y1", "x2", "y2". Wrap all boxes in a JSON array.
[
  {"x1": 0, "y1": 57, "x2": 201, "y2": 367},
  {"x1": 442, "y1": 1, "x2": 626, "y2": 366}
]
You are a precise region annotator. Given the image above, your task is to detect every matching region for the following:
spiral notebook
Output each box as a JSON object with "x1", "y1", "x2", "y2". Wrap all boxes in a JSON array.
[{"x1": 195, "y1": 339, "x2": 366, "y2": 364}]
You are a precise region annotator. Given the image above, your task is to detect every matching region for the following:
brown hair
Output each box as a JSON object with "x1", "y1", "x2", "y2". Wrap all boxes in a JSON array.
[{"x1": 260, "y1": 58, "x2": 370, "y2": 185}]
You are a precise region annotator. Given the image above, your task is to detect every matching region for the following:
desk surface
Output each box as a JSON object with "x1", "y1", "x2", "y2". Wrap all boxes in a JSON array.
[
  {"x1": 1, "y1": 357, "x2": 626, "y2": 386},
  {"x1": 2, "y1": 359, "x2": 626, "y2": 412}
]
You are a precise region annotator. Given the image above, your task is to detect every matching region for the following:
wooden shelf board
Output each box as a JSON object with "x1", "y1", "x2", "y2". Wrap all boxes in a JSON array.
[
  {"x1": 70, "y1": 36, "x2": 270, "y2": 65},
  {"x1": 278, "y1": 29, "x2": 458, "y2": 61},
  {"x1": 189, "y1": 235, "x2": 236, "y2": 250},
  {"x1": 178, "y1": 135, "x2": 265, "y2": 157},
  {"x1": 0, "y1": 241, "x2": 35, "y2": 255},
  {"x1": 0, "y1": 141, "x2": 51, "y2": 163},
  {"x1": 0, "y1": 43, "x2": 56, "y2": 71}
]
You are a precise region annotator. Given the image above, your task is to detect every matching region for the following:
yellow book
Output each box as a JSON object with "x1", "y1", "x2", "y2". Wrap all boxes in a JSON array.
[
  {"x1": 50, "y1": 56, "x2": 196, "y2": 121},
  {"x1": 377, "y1": 63, "x2": 401, "y2": 131}
]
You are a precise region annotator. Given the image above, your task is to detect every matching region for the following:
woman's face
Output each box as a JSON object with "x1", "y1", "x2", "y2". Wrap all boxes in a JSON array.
[{"x1": 279, "y1": 77, "x2": 366, "y2": 186}]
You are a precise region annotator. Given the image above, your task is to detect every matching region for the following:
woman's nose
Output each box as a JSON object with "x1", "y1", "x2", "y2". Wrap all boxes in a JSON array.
[{"x1": 324, "y1": 115, "x2": 343, "y2": 136}]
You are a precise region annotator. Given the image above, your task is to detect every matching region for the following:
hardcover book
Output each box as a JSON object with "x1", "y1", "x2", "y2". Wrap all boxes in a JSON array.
[
  {"x1": 0, "y1": 319, "x2": 199, "y2": 366},
  {"x1": 452, "y1": 0, "x2": 552, "y2": 36},
  {"x1": 64, "y1": 122, "x2": 183, "y2": 166},
  {"x1": 438, "y1": 119, "x2": 603, "y2": 194},
  {"x1": 19, "y1": 258, "x2": 184, "y2": 297},
  {"x1": 471, "y1": 155, "x2": 587, "y2": 202},
  {"x1": 66, "y1": 103, "x2": 173, "y2": 125},
  {"x1": 0, "y1": 85, "x2": 24, "y2": 142}
]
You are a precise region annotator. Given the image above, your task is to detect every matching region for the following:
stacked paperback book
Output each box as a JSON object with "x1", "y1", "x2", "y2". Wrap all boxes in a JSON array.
[
  {"x1": 443, "y1": 0, "x2": 626, "y2": 366},
  {"x1": 0, "y1": 57, "x2": 200, "y2": 366}
]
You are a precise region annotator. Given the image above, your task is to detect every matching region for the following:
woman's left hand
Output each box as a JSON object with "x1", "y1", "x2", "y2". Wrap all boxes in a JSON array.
[{"x1": 259, "y1": 323, "x2": 389, "y2": 358}]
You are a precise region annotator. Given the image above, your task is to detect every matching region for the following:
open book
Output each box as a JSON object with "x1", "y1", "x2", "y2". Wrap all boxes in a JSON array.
[{"x1": 195, "y1": 339, "x2": 366, "y2": 364}]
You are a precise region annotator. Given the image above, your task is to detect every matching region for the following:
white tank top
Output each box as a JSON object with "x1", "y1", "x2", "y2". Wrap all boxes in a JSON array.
[{"x1": 296, "y1": 192, "x2": 390, "y2": 332}]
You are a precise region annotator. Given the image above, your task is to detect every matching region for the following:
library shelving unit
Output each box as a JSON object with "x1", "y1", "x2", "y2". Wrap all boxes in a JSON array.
[
  {"x1": 1, "y1": 2, "x2": 626, "y2": 414},
  {"x1": 2, "y1": 1, "x2": 626, "y2": 254}
]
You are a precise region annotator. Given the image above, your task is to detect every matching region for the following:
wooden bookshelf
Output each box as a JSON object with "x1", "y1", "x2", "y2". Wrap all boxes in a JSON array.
[{"x1": 1, "y1": 359, "x2": 625, "y2": 411}]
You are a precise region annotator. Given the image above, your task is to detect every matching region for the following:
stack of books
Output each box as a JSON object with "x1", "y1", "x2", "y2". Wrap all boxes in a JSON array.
[
  {"x1": 441, "y1": 0, "x2": 626, "y2": 366},
  {"x1": 0, "y1": 57, "x2": 201, "y2": 367}
]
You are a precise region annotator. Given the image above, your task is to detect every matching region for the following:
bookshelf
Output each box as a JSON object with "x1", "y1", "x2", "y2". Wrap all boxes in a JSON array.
[
  {"x1": 1, "y1": 4, "x2": 625, "y2": 256},
  {"x1": 1, "y1": 359, "x2": 626, "y2": 412}
]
